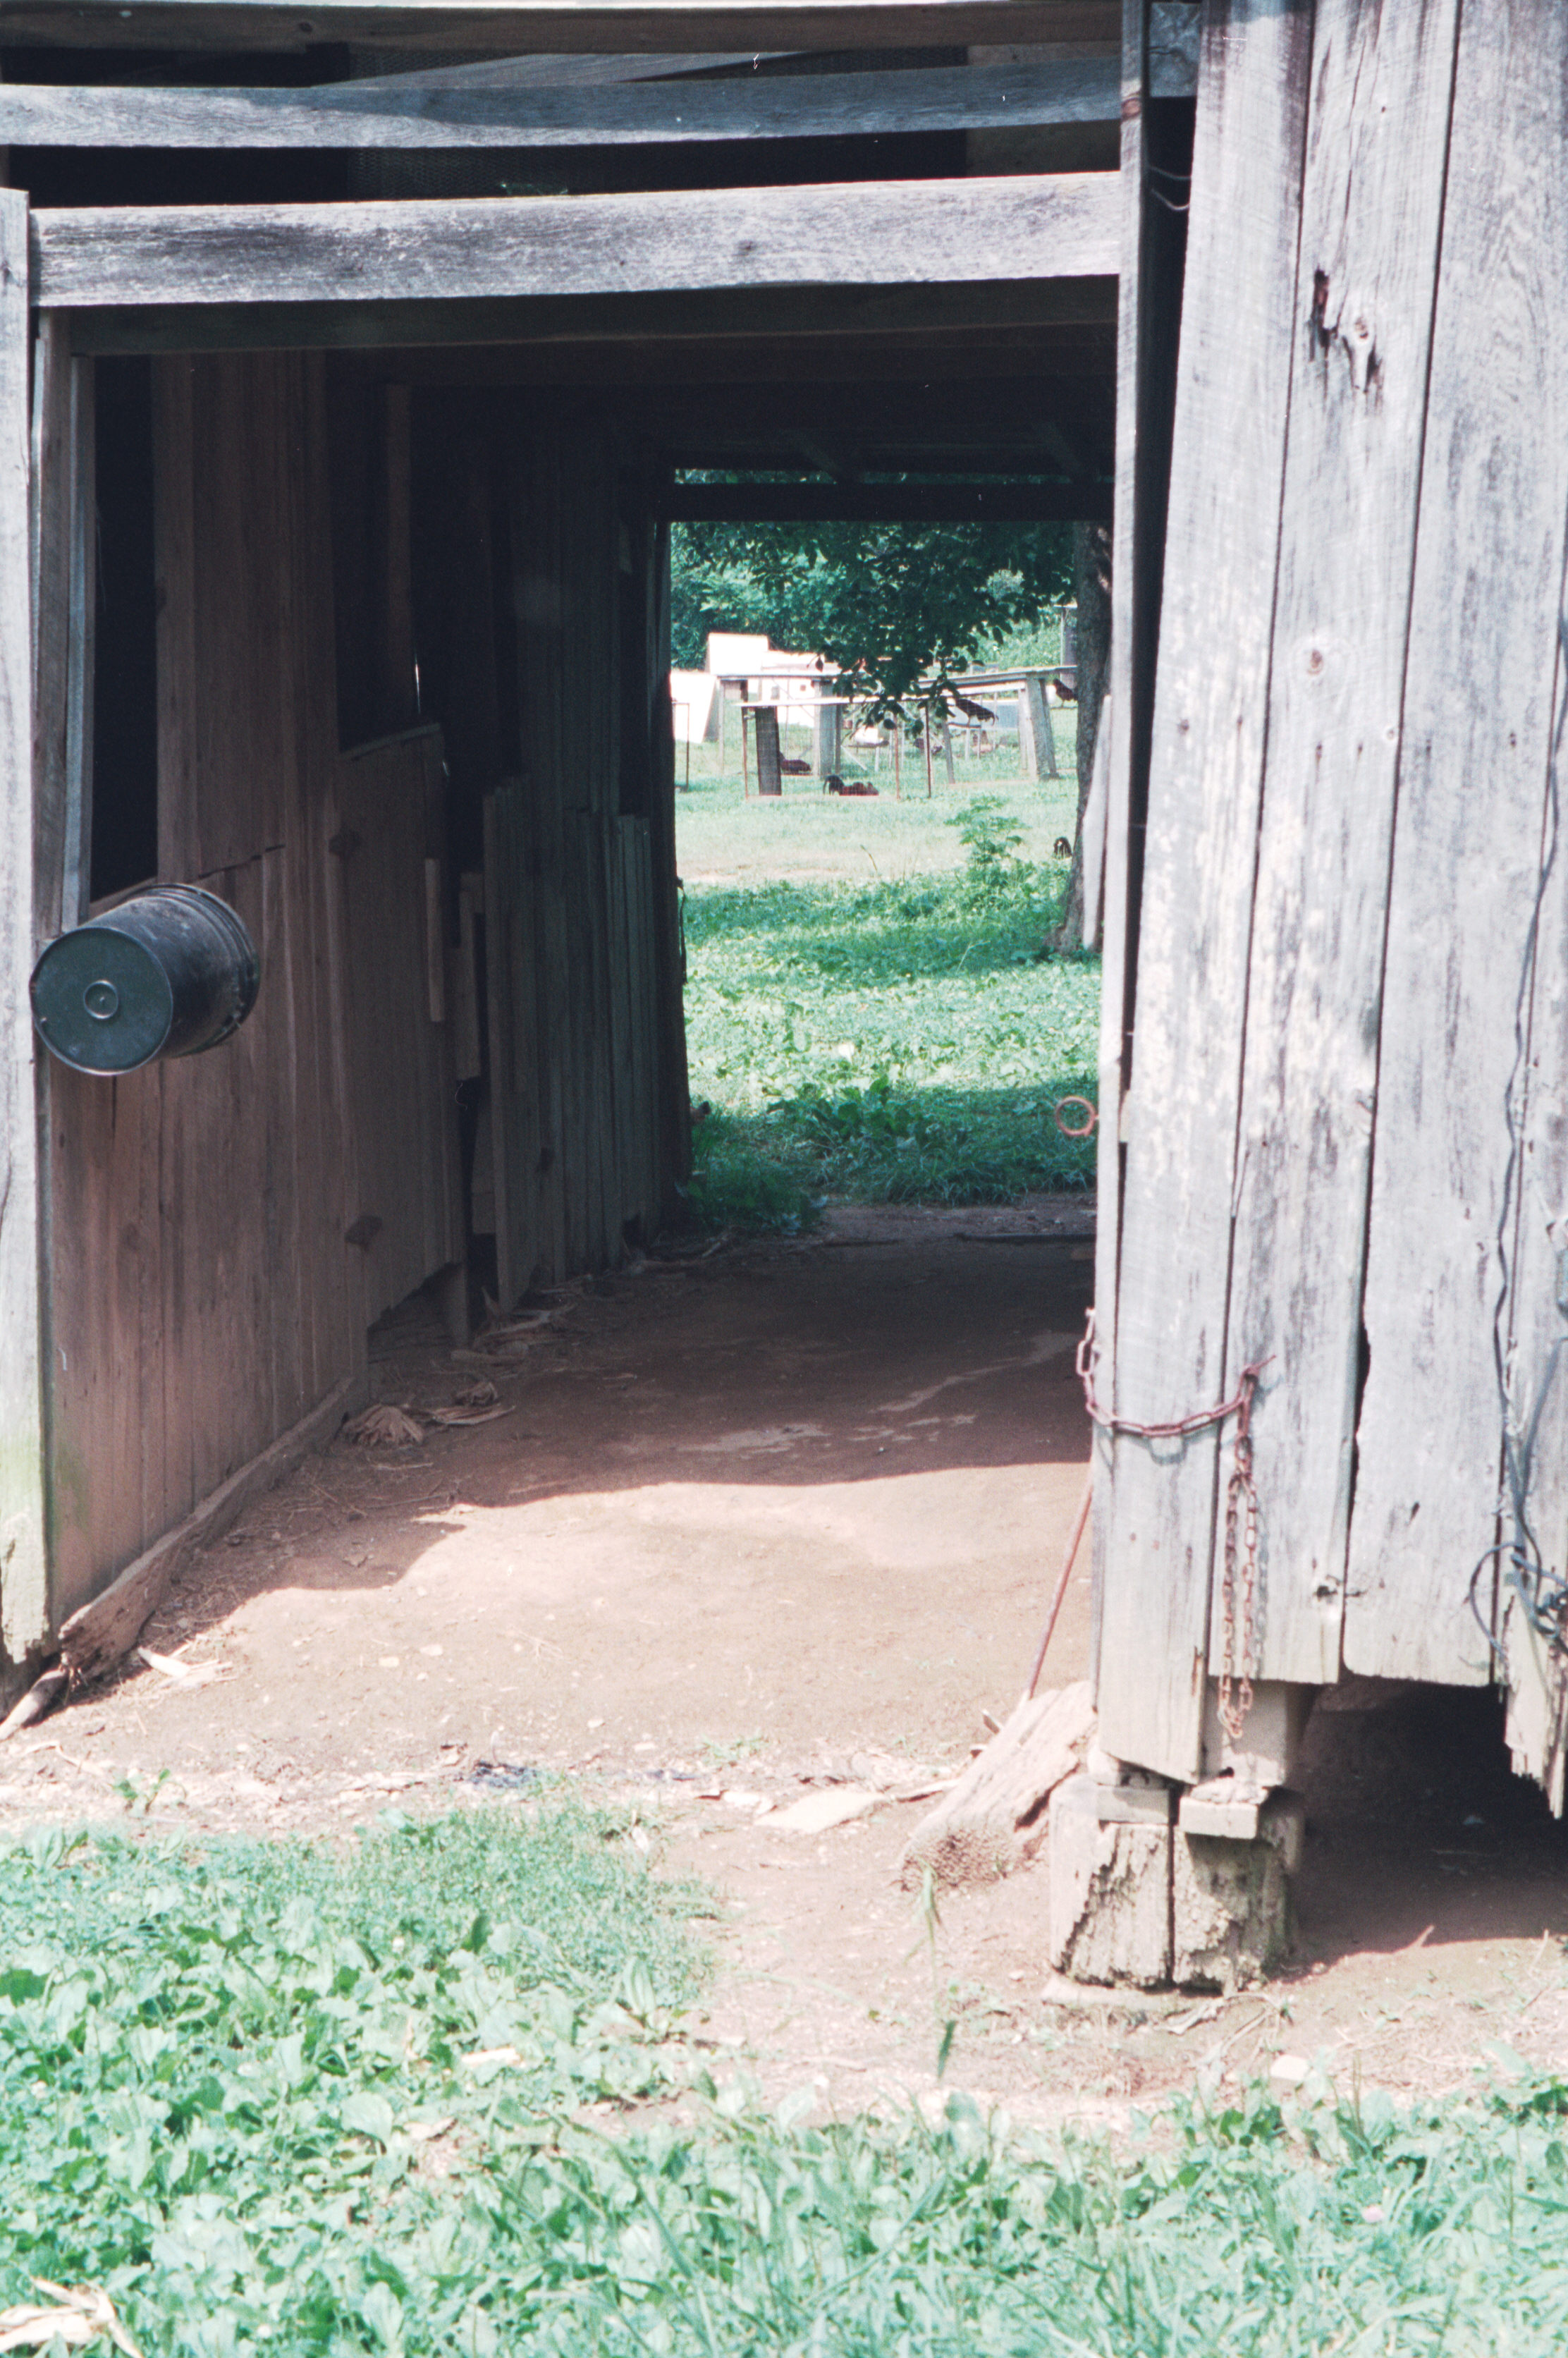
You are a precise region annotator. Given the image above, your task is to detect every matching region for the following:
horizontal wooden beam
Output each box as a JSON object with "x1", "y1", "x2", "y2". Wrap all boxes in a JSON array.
[
  {"x1": 338, "y1": 47, "x2": 797, "y2": 87},
  {"x1": 663, "y1": 477, "x2": 1110, "y2": 520},
  {"x1": 1, "y1": 58, "x2": 1119, "y2": 146},
  {"x1": 62, "y1": 270, "x2": 1115, "y2": 355},
  {"x1": 32, "y1": 171, "x2": 1118, "y2": 306},
  {"x1": 0, "y1": 3, "x2": 1122, "y2": 56},
  {"x1": 341, "y1": 319, "x2": 1116, "y2": 380}
]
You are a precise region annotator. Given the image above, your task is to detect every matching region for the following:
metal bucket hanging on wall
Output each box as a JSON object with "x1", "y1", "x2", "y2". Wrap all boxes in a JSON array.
[{"x1": 30, "y1": 885, "x2": 260, "y2": 1075}]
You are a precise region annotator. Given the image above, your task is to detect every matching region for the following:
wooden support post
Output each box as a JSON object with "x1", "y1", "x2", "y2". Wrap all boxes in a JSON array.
[
  {"x1": 0, "y1": 190, "x2": 49, "y2": 1699},
  {"x1": 1023, "y1": 669, "x2": 1058, "y2": 778},
  {"x1": 753, "y1": 703, "x2": 783, "y2": 796},
  {"x1": 811, "y1": 692, "x2": 840, "y2": 780},
  {"x1": 1015, "y1": 680, "x2": 1039, "y2": 779}
]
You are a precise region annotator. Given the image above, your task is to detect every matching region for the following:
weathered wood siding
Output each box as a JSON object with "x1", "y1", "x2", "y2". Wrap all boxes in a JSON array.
[
  {"x1": 37, "y1": 356, "x2": 683, "y2": 1637},
  {"x1": 1096, "y1": 0, "x2": 1310, "y2": 1779},
  {"x1": 44, "y1": 353, "x2": 367, "y2": 1622},
  {"x1": 1101, "y1": 0, "x2": 1568, "y2": 1791},
  {"x1": 486, "y1": 424, "x2": 678, "y2": 1302}
]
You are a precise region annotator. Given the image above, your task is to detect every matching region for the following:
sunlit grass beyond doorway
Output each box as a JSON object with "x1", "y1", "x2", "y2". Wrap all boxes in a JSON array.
[{"x1": 676, "y1": 771, "x2": 1099, "y2": 1231}]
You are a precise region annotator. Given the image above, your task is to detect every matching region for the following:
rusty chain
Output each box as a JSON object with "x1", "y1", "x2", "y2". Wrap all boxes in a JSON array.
[{"x1": 1077, "y1": 1310, "x2": 1268, "y2": 1743}]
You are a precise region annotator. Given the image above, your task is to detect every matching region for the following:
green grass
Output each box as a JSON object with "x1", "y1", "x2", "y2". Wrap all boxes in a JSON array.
[
  {"x1": 678, "y1": 788, "x2": 1099, "y2": 1230},
  {"x1": 8, "y1": 1821, "x2": 1568, "y2": 2358},
  {"x1": 0, "y1": 1805, "x2": 710, "y2": 2352}
]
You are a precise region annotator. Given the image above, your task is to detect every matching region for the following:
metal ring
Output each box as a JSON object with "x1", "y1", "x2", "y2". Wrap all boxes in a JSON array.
[{"x1": 1054, "y1": 1094, "x2": 1098, "y2": 1139}]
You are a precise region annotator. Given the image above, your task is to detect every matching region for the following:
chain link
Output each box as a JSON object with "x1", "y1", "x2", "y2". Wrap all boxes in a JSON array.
[
  {"x1": 1077, "y1": 1310, "x2": 1268, "y2": 1743},
  {"x1": 1218, "y1": 1393, "x2": 1260, "y2": 1747}
]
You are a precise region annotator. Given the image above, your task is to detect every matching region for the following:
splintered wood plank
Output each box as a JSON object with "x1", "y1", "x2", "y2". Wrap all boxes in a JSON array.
[
  {"x1": 0, "y1": 188, "x2": 47, "y2": 1674},
  {"x1": 1215, "y1": 0, "x2": 1461, "y2": 1689},
  {"x1": 1347, "y1": 4, "x2": 1568, "y2": 1688},
  {"x1": 1096, "y1": 0, "x2": 1311, "y2": 1783},
  {"x1": 31, "y1": 175, "x2": 1120, "y2": 310}
]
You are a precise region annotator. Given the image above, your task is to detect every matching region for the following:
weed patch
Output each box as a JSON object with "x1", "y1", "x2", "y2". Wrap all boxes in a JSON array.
[{"x1": 0, "y1": 1806, "x2": 708, "y2": 2353}]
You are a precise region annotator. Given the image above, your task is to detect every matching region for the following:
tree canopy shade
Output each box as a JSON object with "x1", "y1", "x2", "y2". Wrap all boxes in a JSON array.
[{"x1": 670, "y1": 514, "x2": 1074, "y2": 716}]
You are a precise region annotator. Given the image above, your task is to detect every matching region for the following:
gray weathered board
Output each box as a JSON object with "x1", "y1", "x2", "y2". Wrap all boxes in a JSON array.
[
  {"x1": 30, "y1": 173, "x2": 1119, "y2": 308},
  {"x1": 1095, "y1": 0, "x2": 1311, "y2": 1783},
  {"x1": 336, "y1": 47, "x2": 792, "y2": 87},
  {"x1": 0, "y1": 59, "x2": 1125, "y2": 145},
  {"x1": 0, "y1": 188, "x2": 46, "y2": 1695},
  {"x1": 1346, "y1": 5, "x2": 1568, "y2": 1711},
  {"x1": 1212, "y1": 0, "x2": 1461, "y2": 1692},
  {"x1": 0, "y1": 1, "x2": 1122, "y2": 55}
]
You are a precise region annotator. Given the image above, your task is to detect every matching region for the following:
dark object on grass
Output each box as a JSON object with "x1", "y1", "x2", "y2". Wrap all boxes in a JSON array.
[
  {"x1": 780, "y1": 756, "x2": 811, "y2": 775},
  {"x1": 826, "y1": 774, "x2": 880, "y2": 797},
  {"x1": 466, "y1": 1759, "x2": 539, "y2": 1794},
  {"x1": 1053, "y1": 836, "x2": 1074, "y2": 858}
]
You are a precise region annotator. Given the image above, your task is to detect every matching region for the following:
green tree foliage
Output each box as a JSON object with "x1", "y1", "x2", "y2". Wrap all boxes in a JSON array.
[{"x1": 670, "y1": 514, "x2": 1073, "y2": 719}]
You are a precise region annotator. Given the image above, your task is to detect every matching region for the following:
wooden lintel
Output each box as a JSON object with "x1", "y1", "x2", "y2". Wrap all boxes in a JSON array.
[
  {"x1": 0, "y1": 58, "x2": 1120, "y2": 146},
  {"x1": 54, "y1": 1371, "x2": 367, "y2": 1691},
  {"x1": 663, "y1": 477, "x2": 1111, "y2": 520},
  {"x1": 32, "y1": 170, "x2": 1117, "y2": 307},
  {"x1": 0, "y1": 3, "x2": 1121, "y2": 56}
]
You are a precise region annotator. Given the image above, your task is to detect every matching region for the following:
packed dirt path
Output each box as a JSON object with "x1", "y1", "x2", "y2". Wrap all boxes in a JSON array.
[{"x1": 6, "y1": 1201, "x2": 1568, "y2": 2132}]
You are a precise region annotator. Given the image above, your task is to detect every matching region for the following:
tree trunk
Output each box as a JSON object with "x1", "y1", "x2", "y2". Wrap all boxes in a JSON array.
[{"x1": 1048, "y1": 521, "x2": 1112, "y2": 951}]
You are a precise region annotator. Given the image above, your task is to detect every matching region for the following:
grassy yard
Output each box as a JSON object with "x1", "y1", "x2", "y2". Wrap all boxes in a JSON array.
[
  {"x1": 676, "y1": 767, "x2": 1099, "y2": 1228},
  {"x1": 8, "y1": 1813, "x2": 1568, "y2": 2354}
]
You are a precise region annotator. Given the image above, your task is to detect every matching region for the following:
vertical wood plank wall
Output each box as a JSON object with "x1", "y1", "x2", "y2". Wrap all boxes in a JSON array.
[
  {"x1": 39, "y1": 360, "x2": 685, "y2": 1639},
  {"x1": 486, "y1": 420, "x2": 679, "y2": 1305},
  {"x1": 45, "y1": 352, "x2": 366, "y2": 1625},
  {"x1": 1345, "y1": 8, "x2": 1568, "y2": 1738},
  {"x1": 1101, "y1": 0, "x2": 1568, "y2": 1793}
]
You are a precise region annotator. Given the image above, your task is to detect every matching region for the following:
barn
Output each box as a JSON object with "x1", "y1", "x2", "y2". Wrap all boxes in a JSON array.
[{"x1": 0, "y1": 0, "x2": 1562, "y2": 1989}]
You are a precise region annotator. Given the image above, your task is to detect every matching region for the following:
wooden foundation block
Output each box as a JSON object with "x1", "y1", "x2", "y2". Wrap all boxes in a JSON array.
[
  {"x1": 1048, "y1": 1773, "x2": 1172, "y2": 1987},
  {"x1": 1172, "y1": 1816, "x2": 1294, "y2": 1991}
]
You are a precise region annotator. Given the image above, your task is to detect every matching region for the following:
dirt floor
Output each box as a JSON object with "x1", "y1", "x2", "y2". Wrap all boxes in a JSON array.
[{"x1": 6, "y1": 1200, "x2": 1568, "y2": 2132}]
